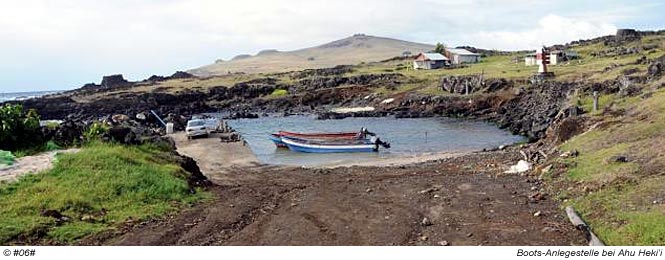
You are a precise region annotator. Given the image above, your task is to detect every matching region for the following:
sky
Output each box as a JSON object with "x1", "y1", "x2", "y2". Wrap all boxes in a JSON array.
[{"x1": 0, "y1": 0, "x2": 663, "y2": 92}]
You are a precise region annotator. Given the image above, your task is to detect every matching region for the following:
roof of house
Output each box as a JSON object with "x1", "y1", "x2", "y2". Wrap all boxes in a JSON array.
[
  {"x1": 417, "y1": 52, "x2": 449, "y2": 61},
  {"x1": 447, "y1": 48, "x2": 481, "y2": 56}
]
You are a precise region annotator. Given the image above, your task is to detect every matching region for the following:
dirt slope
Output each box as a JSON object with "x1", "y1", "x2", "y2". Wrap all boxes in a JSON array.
[
  {"x1": 105, "y1": 136, "x2": 585, "y2": 246},
  {"x1": 190, "y1": 34, "x2": 434, "y2": 76}
]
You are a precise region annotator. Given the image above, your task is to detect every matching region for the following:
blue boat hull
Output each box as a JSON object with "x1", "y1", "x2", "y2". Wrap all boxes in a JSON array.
[
  {"x1": 281, "y1": 137, "x2": 377, "y2": 153},
  {"x1": 269, "y1": 134, "x2": 287, "y2": 148},
  {"x1": 286, "y1": 144, "x2": 376, "y2": 153}
]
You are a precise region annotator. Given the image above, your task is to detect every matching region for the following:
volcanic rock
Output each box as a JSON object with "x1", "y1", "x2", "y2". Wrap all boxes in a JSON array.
[{"x1": 101, "y1": 74, "x2": 130, "y2": 88}]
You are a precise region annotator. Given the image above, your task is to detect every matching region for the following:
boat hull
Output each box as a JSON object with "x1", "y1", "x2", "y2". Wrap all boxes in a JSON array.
[
  {"x1": 269, "y1": 134, "x2": 287, "y2": 148},
  {"x1": 278, "y1": 131, "x2": 360, "y2": 139},
  {"x1": 281, "y1": 137, "x2": 377, "y2": 153},
  {"x1": 270, "y1": 131, "x2": 364, "y2": 148}
]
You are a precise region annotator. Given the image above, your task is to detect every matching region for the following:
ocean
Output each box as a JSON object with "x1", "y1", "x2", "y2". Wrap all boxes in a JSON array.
[{"x1": 0, "y1": 90, "x2": 63, "y2": 103}]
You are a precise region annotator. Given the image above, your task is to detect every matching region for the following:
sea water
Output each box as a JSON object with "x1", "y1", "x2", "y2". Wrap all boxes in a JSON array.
[
  {"x1": 0, "y1": 90, "x2": 62, "y2": 103},
  {"x1": 227, "y1": 115, "x2": 524, "y2": 166}
]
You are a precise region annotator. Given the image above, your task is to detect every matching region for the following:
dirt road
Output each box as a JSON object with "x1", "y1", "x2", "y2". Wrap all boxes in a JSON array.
[{"x1": 107, "y1": 135, "x2": 585, "y2": 246}]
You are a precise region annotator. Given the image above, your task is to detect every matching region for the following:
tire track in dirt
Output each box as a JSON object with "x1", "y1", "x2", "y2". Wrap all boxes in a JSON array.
[{"x1": 100, "y1": 136, "x2": 586, "y2": 246}]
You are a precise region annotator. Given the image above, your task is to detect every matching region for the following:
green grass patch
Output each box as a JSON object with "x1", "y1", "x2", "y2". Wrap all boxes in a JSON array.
[
  {"x1": 560, "y1": 88, "x2": 665, "y2": 245},
  {"x1": 562, "y1": 143, "x2": 637, "y2": 182},
  {"x1": 570, "y1": 176, "x2": 665, "y2": 245},
  {"x1": 269, "y1": 88, "x2": 289, "y2": 97},
  {"x1": 0, "y1": 142, "x2": 208, "y2": 244},
  {"x1": 578, "y1": 93, "x2": 615, "y2": 115}
]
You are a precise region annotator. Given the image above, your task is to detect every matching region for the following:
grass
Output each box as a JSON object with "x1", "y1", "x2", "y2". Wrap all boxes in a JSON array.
[
  {"x1": 562, "y1": 144, "x2": 637, "y2": 182},
  {"x1": 0, "y1": 142, "x2": 209, "y2": 244},
  {"x1": 12, "y1": 141, "x2": 63, "y2": 158},
  {"x1": 558, "y1": 88, "x2": 665, "y2": 245},
  {"x1": 269, "y1": 89, "x2": 288, "y2": 98},
  {"x1": 571, "y1": 177, "x2": 665, "y2": 245},
  {"x1": 347, "y1": 34, "x2": 665, "y2": 96}
]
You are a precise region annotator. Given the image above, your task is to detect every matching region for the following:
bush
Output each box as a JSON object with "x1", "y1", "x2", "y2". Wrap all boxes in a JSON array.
[
  {"x1": 83, "y1": 121, "x2": 109, "y2": 142},
  {"x1": 0, "y1": 150, "x2": 15, "y2": 165},
  {"x1": 44, "y1": 141, "x2": 61, "y2": 151},
  {"x1": 0, "y1": 104, "x2": 43, "y2": 151},
  {"x1": 270, "y1": 89, "x2": 289, "y2": 97}
]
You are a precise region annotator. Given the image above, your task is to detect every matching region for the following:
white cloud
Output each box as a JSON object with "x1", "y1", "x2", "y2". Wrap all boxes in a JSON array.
[{"x1": 464, "y1": 14, "x2": 618, "y2": 50}]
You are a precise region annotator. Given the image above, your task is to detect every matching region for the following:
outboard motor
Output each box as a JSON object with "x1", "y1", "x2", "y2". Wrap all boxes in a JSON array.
[
  {"x1": 361, "y1": 127, "x2": 376, "y2": 137},
  {"x1": 372, "y1": 137, "x2": 391, "y2": 151}
]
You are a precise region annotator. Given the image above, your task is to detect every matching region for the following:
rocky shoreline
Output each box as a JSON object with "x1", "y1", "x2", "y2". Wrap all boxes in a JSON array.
[{"x1": 14, "y1": 72, "x2": 629, "y2": 142}]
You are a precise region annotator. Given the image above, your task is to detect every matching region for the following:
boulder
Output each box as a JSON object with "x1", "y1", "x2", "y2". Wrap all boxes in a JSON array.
[
  {"x1": 648, "y1": 56, "x2": 665, "y2": 78},
  {"x1": 176, "y1": 153, "x2": 212, "y2": 191},
  {"x1": 53, "y1": 120, "x2": 84, "y2": 146},
  {"x1": 504, "y1": 160, "x2": 532, "y2": 174},
  {"x1": 111, "y1": 114, "x2": 130, "y2": 123}
]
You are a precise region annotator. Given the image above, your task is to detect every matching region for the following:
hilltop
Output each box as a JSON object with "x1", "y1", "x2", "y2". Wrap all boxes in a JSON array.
[{"x1": 189, "y1": 34, "x2": 434, "y2": 76}]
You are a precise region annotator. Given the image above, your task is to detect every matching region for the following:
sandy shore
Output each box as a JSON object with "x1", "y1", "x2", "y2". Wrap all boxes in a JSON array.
[{"x1": 313, "y1": 150, "x2": 474, "y2": 168}]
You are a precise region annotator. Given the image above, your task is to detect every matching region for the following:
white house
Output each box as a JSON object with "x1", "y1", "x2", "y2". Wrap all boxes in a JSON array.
[
  {"x1": 445, "y1": 48, "x2": 481, "y2": 64},
  {"x1": 413, "y1": 52, "x2": 449, "y2": 70},
  {"x1": 524, "y1": 53, "x2": 538, "y2": 66},
  {"x1": 524, "y1": 50, "x2": 580, "y2": 66}
]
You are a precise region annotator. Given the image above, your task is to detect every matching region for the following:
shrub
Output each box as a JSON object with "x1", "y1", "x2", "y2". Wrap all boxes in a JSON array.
[
  {"x1": 0, "y1": 104, "x2": 43, "y2": 151},
  {"x1": 270, "y1": 89, "x2": 289, "y2": 97},
  {"x1": 83, "y1": 121, "x2": 109, "y2": 142},
  {"x1": 44, "y1": 141, "x2": 61, "y2": 151},
  {"x1": 0, "y1": 150, "x2": 14, "y2": 165}
]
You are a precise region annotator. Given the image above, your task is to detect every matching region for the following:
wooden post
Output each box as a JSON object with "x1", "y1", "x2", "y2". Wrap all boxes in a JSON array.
[
  {"x1": 565, "y1": 206, "x2": 605, "y2": 246},
  {"x1": 465, "y1": 83, "x2": 469, "y2": 96},
  {"x1": 592, "y1": 91, "x2": 599, "y2": 113},
  {"x1": 570, "y1": 89, "x2": 579, "y2": 116}
]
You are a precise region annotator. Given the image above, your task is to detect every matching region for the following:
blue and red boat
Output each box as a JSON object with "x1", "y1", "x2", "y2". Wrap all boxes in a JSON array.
[
  {"x1": 269, "y1": 128, "x2": 390, "y2": 153},
  {"x1": 269, "y1": 130, "x2": 366, "y2": 148}
]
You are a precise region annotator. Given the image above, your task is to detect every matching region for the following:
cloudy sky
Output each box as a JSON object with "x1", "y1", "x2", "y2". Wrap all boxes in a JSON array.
[{"x1": 0, "y1": 0, "x2": 663, "y2": 92}]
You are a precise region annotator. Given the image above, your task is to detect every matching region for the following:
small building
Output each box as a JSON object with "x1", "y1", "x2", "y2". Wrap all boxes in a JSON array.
[
  {"x1": 524, "y1": 53, "x2": 538, "y2": 66},
  {"x1": 524, "y1": 49, "x2": 580, "y2": 66},
  {"x1": 445, "y1": 48, "x2": 481, "y2": 64},
  {"x1": 413, "y1": 52, "x2": 449, "y2": 70}
]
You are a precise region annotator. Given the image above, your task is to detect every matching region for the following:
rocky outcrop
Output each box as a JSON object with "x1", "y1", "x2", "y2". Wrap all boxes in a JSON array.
[
  {"x1": 169, "y1": 71, "x2": 195, "y2": 80},
  {"x1": 439, "y1": 75, "x2": 511, "y2": 94},
  {"x1": 496, "y1": 82, "x2": 575, "y2": 141},
  {"x1": 176, "y1": 154, "x2": 212, "y2": 191},
  {"x1": 146, "y1": 71, "x2": 195, "y2": 83},
  {"x1": 615, "y1": 29, "x2": 641, "y2": 41},
  {"x1": 101, "y1": 74, "x2": 130, "y2": 88},
  {"x1": 648, "y1": 55, "x2": 665, "y2": 79},
  {"x1": 295, "y1": 73, "x2": 402, "y2": 92},
  {"x1": 289, "y1": 65, "x2": 354, "y2": 79}
]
